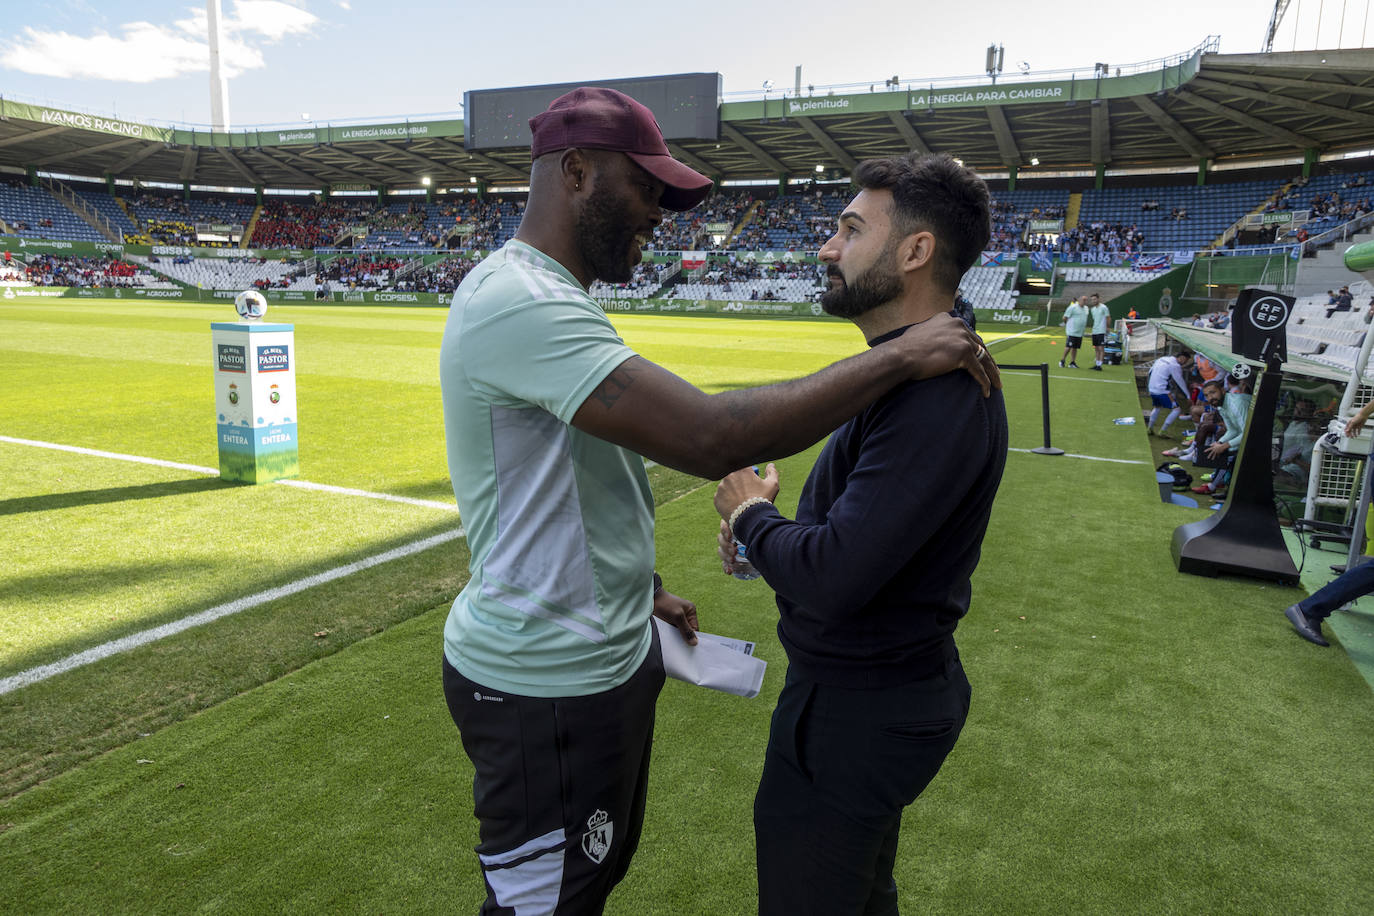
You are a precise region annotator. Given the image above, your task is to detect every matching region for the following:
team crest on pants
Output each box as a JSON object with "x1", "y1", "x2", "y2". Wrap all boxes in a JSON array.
[{"x1": 581, "y1": 809, "x2": 613, "y2": 864}]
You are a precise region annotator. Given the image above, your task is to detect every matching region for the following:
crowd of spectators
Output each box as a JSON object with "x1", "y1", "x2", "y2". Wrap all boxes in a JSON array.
[
  {"x1": 317, "y1": 255, "x2": 407, "y2": 289},
  {"x1": 142, "y1": 219, "x2": 198, "y2": 246},
  {"x1": 1270, "y1": 174, "x2": 1374, "y2": 224},
  {"x1": 701, "y1": 257, "x2": 822, "y2": 293},
  {"x1": 988, "y1": 201, "x2": 1066, "y2": 253},
  {"x1": 12, "y1": 253, "x2": 145, "y2": 288},
  {"x1": 253, "y1": 198, "x2": 376, "y2": 249},
  {"x1": 733, "y1": 190, "x2": 847, "y2": 251},
  {"x1": 649, "y1": 192, "x2": 760, "y2": 251},
  {"x1": 1055, "y1": 221, "x2": 1146, "y2": 258},
  {"x1": 396, "y1": 257, "x2": 478, "y2": 294},
  {"x1": 1188, "y1": 310, "x2": 1232, "y2": 330}
]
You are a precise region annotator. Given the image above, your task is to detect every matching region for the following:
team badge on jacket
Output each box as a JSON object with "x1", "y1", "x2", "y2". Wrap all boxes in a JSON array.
[{"x1": 581, "y1": 809, "x2": 613, "y2": 864}]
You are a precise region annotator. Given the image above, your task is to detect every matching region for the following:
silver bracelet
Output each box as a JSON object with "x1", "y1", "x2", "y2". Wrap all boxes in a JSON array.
[{"x1": 728, "y1": 496, "x2": 773, "y2": 536}]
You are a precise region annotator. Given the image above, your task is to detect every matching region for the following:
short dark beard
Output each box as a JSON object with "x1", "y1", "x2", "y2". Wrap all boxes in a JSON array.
[
  {"x1": 820, "y1": 236, "x2": 903, "y2": 318},
  {"x1": 576, "y1": 182, "x2": 638, "y2": 284}
]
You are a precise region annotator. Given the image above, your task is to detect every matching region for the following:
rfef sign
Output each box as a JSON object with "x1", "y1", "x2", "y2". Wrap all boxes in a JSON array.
[{"x1": 1231, "y1": 288, "x2": 1292, "y2": 364}]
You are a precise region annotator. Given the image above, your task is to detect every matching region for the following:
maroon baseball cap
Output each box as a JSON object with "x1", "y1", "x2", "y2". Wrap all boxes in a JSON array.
[{"x1": 529, "y1": 87, "x2": 712, "y2": 211}]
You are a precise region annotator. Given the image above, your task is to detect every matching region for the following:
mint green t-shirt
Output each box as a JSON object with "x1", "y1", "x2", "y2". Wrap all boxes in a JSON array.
[
  {"x1": 1090, "y1": 303, "x2": 1110, "y2": 335},
  {"x1": 439, "y1": 240, "x2": 655, "y2": 697},
  {"x1": 1063, "y1": 303, "x2": 1088, "y2": 337}
]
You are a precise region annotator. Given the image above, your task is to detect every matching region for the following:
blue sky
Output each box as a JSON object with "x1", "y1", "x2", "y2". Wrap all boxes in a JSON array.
[{"x1": 0, "y1": 0, "x2": 1359, "y2": 129}]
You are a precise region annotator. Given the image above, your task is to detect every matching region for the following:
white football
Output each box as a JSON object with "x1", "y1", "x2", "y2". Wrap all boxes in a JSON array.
[{"x1": 234, "y1": 289, "x2": 268, "y2": 320}]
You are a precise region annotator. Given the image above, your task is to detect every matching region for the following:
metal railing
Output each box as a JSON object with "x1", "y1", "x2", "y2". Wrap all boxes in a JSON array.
[
  {"x1": 725, "y1": 37, "x2": 1220, "y2": 101},
  {"x1": 1301, "y1": 211, "x2": 1374, "y2": 255},
  {"x1": 38, "y1": 176, "x2": 121, "y2": 244}
]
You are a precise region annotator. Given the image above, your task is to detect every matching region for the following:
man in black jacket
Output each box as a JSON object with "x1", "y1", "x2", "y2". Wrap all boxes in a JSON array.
[{"x1": 715, "y1": 153, "x2": 1008, "y2": 916}]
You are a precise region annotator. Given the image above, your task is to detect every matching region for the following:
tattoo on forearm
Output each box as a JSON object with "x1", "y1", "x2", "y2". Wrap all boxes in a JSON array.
[{"x1": 591, "y1": 365, "x2": 636, "y2": 409}]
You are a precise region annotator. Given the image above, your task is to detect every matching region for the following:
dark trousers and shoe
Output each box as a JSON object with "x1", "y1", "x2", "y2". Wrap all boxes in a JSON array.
[
  {"x1": 754, "y1": 651, "x2": 970, "y2": 916},
  {"x1": 442, "y1": 630, "x2": 665, "y2": 916},
  {"x1": 1285, "y1": 558, "x2": 1374, "y2": 646}
]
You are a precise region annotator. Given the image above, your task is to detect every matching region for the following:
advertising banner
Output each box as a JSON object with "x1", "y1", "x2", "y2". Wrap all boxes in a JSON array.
[
  {"x1": 722, "y1": 59, "x2": 1200, "y2": 122},
  {"x1": 172, "y1": 119, "x2": 466, "y2": 149},
  {"x1": 0, "y1": 99, "x2": 170, "y2": 142},
  {"x1": 0, "y1": 237, "x2": 126, "y2": 257},
  {"x1": 593, "y1": 298, "x2": 1048, "y2": 325},
  {"x1": 210, "y1": 321, "x2": 299, "y2": 484}
]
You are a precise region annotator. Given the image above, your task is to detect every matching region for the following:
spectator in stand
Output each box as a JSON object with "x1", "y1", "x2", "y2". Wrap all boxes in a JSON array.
[{"x1": 1327, "y1": 286, "x2": 1354, "y2": 318}]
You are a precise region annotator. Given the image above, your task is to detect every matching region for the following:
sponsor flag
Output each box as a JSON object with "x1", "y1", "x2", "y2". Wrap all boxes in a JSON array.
[
  {"x1": 1134, "y1": 254, "x2": 1171, "y2": 272},
  {"x1": 1290, "y1": 245, "x2": 1301, "y2": 261},
  {"x1": 1171, "y1": 250, "x2": 1194, "y2": 265},
  {"x1": 1030, "y1": 251, "x2": 1053, "y2": 272},
  {"x1": 980, "y1": 251, "x2": 1004, "y2": 267}
]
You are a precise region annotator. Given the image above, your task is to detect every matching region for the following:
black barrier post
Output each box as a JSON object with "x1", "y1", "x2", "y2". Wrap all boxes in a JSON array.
[{"x1": 999, "y1": 362, "x2": 1064, "y2": 456}]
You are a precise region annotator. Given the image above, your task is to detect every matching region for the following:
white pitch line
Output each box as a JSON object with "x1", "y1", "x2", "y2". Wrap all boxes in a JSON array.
[
  {"x1": 276, "y1": 479, "x2": 457, "y2": 512},
  {"x1": 1, "y1": 435, "x2": 457, "y2": 512},
  {"x1": 0, "y1": 435, "x2": 219, "y2": 475},
  {"x1": 0, "y1": 527, "x2": 467, "y2": 696},
  {"x1": 1001, "y1": 370, "x2": 1132, "y2": 385},
  {"x1": 1009, "y1": 447, "x2": 1146, "y2": 465},
  {"x1": 988, "y1": 324, "x2": 1047, "y2": 345}
]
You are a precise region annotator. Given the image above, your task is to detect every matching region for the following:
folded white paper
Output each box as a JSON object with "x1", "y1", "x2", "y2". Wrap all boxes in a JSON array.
[{"x1": 653, "y1": 617, "x2": 767, "y2": 699}]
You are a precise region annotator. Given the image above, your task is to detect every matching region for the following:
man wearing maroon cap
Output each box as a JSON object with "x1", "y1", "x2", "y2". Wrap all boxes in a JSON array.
[{"x1": 439, "y1": 86, "x2": 998, "y2": 914}]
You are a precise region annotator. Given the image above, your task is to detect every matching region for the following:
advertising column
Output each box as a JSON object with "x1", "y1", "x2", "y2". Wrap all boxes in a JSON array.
[{"x1": 211, "y1": 315, "x2": 299, "y2": 483}]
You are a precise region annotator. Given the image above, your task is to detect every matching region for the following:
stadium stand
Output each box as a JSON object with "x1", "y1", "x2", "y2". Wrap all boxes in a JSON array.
[
  {"x1": 989, "y1": 189, "x2": 1071, "y2": 253},
  {"x1": 1284, "y1": 282, "x2": 1374, "y2": 368},
  {"x1": 251, "y1": 197, "x2": 375, "y2": 250},
  {"x1": 1078, "y1": 180, "x2": 1281, "y2": 252},
  {"x1": 316, "y1": 255, "x2": 408, "y2": 290},
  {"x1": 0, "y1": 178, "x2": 110, "y2": 243},
  {"x1": 68, "y1": 185, "x2": 139, "y2": 238},
  {"x1": 958, "y1": 266, "x2": 1018, "y2": 309},
  {"x1": 1059, "y1": 266, "x2": 1177, "y2": 284},
  {"x1": 675, "y1": 259, "x2": 823, "y2": 302},
  {"x1": 130, "y1": 253, "x2": 306, "y2": 290},
  {"x1": 1271, "y1": 170, "x2": 1374, "y2": 239},
  {"x1": 9, "y1": 253, "x2": 176, "y2": 289},
  {"x1": 399, "y1": 257, "x2": 479, "y2": 294},
  {"x1": 588, "y1": 261, "x2": 675, "y2": 299}
]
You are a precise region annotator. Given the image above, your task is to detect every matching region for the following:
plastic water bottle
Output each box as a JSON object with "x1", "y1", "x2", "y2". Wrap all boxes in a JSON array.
[
  {"x1": 732, "y1": 539, "x2": 762, "y2": 581},
  {"x1": 730, "y1": 465, "x2": 764, "y2": 580}
]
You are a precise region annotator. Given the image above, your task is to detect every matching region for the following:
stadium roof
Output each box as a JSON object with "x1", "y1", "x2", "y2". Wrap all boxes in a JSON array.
[{"x1": 2, "y1": 46, "x2": 1373, "y2": 192}]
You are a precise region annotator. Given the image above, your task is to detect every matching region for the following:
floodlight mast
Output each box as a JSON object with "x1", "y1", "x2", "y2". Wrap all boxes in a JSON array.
[
  {"x1": 208, "y1": 0, "x2": 231, "y2": 131},
  {"x1": 1263, "y1": 0, "x2": 1292, "y2": 52}
]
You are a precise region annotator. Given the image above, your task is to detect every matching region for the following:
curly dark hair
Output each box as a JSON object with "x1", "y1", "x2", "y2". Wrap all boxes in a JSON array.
[{"x1": 851, "y1": 153, "x2": 991, "y2": 293}]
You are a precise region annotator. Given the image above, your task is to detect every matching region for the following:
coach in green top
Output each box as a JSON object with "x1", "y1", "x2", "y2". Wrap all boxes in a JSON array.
[
  {"x1": 438, "y1": 86, "x2": 1000, "y2": 914},
  {"x1": 1060, "y1": 294, "x2": 1088, "y2": 368}
]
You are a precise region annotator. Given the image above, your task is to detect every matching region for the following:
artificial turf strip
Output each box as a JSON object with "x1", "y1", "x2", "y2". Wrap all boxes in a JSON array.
[{"x1": 1289, "y1": 530, "x2": 1374, "y2": 692}]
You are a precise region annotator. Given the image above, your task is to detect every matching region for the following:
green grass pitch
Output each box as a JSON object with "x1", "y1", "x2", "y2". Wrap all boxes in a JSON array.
[{"x1": 2, "y1": 301, "x2": 1372, "y2": 914}]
